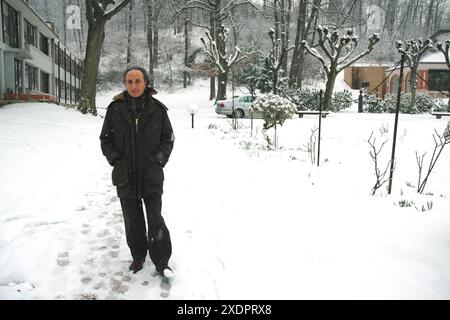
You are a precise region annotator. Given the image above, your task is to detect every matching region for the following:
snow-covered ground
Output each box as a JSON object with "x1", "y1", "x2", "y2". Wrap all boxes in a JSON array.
[{"x1": 0, "y1": 79, "x2": 449, "y2": 299}]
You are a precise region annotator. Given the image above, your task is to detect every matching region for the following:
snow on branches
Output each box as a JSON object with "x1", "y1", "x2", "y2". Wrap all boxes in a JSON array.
[
  {"x1": 200, "y1": 25, "x2": 246, "y2": 74},
  {"x1": 436, "y1": 40, "x2": 450, "y2": 69},
  {"x1": 395, "y1": 39, "x2": 434, "y2": 69},
  {"x1": 301, "y1": 26, "x2": 380, "y2": 76}
]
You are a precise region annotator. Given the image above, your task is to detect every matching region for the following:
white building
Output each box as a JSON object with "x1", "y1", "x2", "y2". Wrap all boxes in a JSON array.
[{"x1": 0, "y1": 0, "x2": 81, "y2": 105}]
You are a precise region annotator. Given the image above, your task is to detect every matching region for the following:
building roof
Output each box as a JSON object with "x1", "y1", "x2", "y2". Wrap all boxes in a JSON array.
[{"x1": 347, "y1": 62, "x2": 391, "y2": 68}]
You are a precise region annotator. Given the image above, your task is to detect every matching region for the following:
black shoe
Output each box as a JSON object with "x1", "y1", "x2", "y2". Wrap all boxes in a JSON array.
[
  {"x1": 129, "y1": 258, "x2": 145, "y2": 273},
  {"x1": 156, "y1": 265, "x2": 174, "y2": 278}
]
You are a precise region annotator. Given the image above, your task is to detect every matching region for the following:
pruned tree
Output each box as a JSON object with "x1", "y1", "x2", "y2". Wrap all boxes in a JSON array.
[
  {"x1": 395, "y1": 39, "x2": 433, "y2": 112},
  {"x1": 200, "y1": 25, "x2": 247, "y2": 99},
  {"x1": 436, "y1": 40, "x2": 450, "y2": 112},
  {"x1": 266, "y1": 29, "x2": 294, "y2": 94},
  {"x1": 302, "y1": 26, "x2": 380, "y2": 111},
  {"x1": 80, "y1": 0, "x2": 131, "y2": 115},
  {"x1": 415, "y1": 124, "x2": 450, "y2": 194}
]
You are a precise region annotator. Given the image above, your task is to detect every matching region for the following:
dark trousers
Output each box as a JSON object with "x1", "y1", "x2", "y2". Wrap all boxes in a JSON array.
[{"x1": 120, "y1": 193, "x2": 172, "y2": 269}]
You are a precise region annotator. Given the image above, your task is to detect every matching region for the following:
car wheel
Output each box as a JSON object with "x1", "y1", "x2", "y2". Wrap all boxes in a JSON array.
[{"x1": 234, "y1": 109, "x2": 244, "y2": 118}]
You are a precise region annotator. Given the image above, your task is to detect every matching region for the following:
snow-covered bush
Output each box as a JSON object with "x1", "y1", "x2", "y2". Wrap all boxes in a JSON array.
[
  {"x1": 365, "y1": 93, "x2": 447, "y2": 114},
  {"x1": 331, "y1": 90, "x2": 353, "y2": 111},
  {"x1": 279, "y1": 87, "x2": 351, "y2": 112},
  {"x1": 250, "y1": 93, "x2": 296, "y2": 130},
  {"x1": 362, "y1": 90, "x2": 385, "y2": 113}
]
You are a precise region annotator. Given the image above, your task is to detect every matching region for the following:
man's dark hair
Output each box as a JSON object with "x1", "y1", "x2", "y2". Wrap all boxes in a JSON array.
[{"x1": 123, "y1": 65, "x2": 150, "y2": 84}]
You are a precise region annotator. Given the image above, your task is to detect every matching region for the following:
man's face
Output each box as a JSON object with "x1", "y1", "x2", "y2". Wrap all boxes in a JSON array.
[{"x1": 125, "y1": 69, "x2": 147, "y2": 98}]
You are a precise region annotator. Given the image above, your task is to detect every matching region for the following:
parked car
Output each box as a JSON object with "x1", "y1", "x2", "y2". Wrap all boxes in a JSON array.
[{"x1": 215, "y1": 95, "x2": 257, "y2": 118}]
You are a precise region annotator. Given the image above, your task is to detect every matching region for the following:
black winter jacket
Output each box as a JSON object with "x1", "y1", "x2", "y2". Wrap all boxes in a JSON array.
[{"x1": 100, "y1": 87, "x2": 174, "y2": 198}]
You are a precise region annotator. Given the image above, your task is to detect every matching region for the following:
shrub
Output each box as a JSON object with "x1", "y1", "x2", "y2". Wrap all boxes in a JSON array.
[
  {"x1": 364, "y1": 92, "x2": 447, "y2": 114},
  {"x1": 331, "y1": 90, "x2": 353, "y2": 111},
  {"x1": 250, "y1": 93, "x2": 296, "y2": 130},
  {"x1": 279, "y1": 87, "x2": 352, "y2": 112}
]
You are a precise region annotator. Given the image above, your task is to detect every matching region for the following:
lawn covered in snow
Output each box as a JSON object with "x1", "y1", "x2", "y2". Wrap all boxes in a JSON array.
[{"x1": 0, "y1": 80, "x2": 449, "y2": 299}]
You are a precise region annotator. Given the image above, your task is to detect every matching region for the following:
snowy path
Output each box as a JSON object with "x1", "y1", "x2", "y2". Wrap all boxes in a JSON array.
[{"x1": 1, "y1": 84, "x2": 450, "y2": 299}]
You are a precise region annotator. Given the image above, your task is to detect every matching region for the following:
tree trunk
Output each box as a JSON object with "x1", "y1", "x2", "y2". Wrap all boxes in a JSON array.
[
  {"x1": 153, "y1": 13, "x2": 159, "y2": 67},
  {"x1": 448, "y1": 89, "x2": 450, "y2": 112},
  {"x1": 80, "y1": 20, "x2": 106, "y2": 115},
  {"x1": 324, "y1": 69, "x2": 337, "y2": 111},
  {"x1": 273, "y1": 71, "x2": 278, "y2": 94},
  {"x1": 217, "y1": 72, "x2": 228, "y2": 100},
  {"x1": 183, "y1": 3, "x2": 189, "y2": 89},
  {"x1": 210, "y1": 76, "x2": 216, "y2": 100},
  {"x1": 280, "y1": 0, "x2": 286, "y2": 76},
  {"x1": 425, "y1": 0, "x2": 436, "y2": 36},
  {"x1": 274, "y1": 0, "x2": 279, "y2": 54},
  {"x1": 146, "y1": 0, "x2": 154, "y2": 86},
  {"x1": 209, "y1": 11, "x2": 216, "y2": 100},
  {"x1": 289, "y1": 0, "x2": 306, "y2": 88},
  {"x1": 409, "y1": 68, "x2": 418, "y2": 111},
  {"x1": 384, "y1": 0, "x2": 398, "y2": 37},
  {"x1": 126, "y1": 0, "x2": 133, "y2": 64},
  {"x1": 214, "y1": 1, "x2": 227, "y2": 101}
]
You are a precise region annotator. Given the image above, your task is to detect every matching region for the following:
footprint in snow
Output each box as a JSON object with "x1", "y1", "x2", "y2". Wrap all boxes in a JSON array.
[
  {"x1": 110, "y1": 279, "x2": 129, "y2": 294},
  {"x1": 96, "y1": 229, "x2": 110, "y2": 238},
  {"x1": 109, "y1": 251, "x2": 119, "y2": 258},
  {"x1": 56, "y1": 252, "x2": 70, "y2": 266},
  {"x1": 81, "y1": 224, "x2": 91, "y2": 235}
]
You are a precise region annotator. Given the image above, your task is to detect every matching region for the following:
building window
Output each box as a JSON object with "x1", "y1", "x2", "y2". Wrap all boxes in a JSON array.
[
  {"x1": 2, "y1": 2, "x2": 20, "y2": 48},
  {"x1": 428, "y1": 70, "x2": 450, "y2": 91},
  {"x1": 25, "y1": 64, "x2": 38, "y2": 91},
  {"x1": 24, "y1": 19, "x2": 37, "y2": 46},
  {"x1": 39, "y1": 33, "x2": 49, "y2": 55},
  {"x1": 14, "y1": 59, "x2": 23, "y2": 93},
  {"x1": 41, "y1": 71, "x2": 49, "y2": 94},
  {"x1": 361, "y1": 81, "x2": 370, "y2": 88}
]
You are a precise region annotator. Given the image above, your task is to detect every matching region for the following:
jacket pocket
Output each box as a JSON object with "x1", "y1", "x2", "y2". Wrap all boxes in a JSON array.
[
  {"x1": 112, "y1": 160, "x2": 129, "y2": 187},
  {"x1": 145, "y1": 158, "x2": 164, "y2": 184}
]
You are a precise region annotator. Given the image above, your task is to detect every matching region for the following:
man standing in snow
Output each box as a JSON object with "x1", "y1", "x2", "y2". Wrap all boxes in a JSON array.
[{"x1": 100, "y1": 66, "x2": 175, "y2": 277}]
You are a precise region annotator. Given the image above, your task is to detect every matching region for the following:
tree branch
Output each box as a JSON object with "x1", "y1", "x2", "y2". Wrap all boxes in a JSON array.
[
  {"x1": 337, "y1": 33, "x2": 380, "y2": 73},
  {"x1": 86, "y1": 0, "x2": 95, "y2": 25}
]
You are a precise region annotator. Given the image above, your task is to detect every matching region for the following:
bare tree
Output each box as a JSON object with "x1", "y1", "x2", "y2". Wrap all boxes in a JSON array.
[
  {"x1": 383, "y1": 0, "x2": 398, "y2": 38},
  {"x1": 416, "y1": 125, "x2": 450, "y2": 194},
  {"x1": 288, "y1": 0, "x2": 320, "y2": 88},
  {"x1": 303, "y1": 126, "x2": 318, "y2": 164},
  {"x1": 171, "y1": 0, "x2": 262, "y2": 100},
  {"x1": 302, "y1": 26, "x2": 380, "y2": 111},
  {"x1": 367, "y1": 132, "x2": 392, "y2": 196},
  {"x1": 152, "y1": 0, "x2": 165, "y2": 68},
  {"x1": 80, "y1": 0, "x2": 131, "y2": 115},
  {"x1": 200, "y1": 25, "x2": 247, "y2": 99},
  {"x1": 146, "y1": 0, "x2": 154, "y2": 85},
  {"x1": 266, "y1": 29, "x2": 293, "y2": 94},
  {"x1": 126, "y1": 0, "x2": 133, "y2": 64}
]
